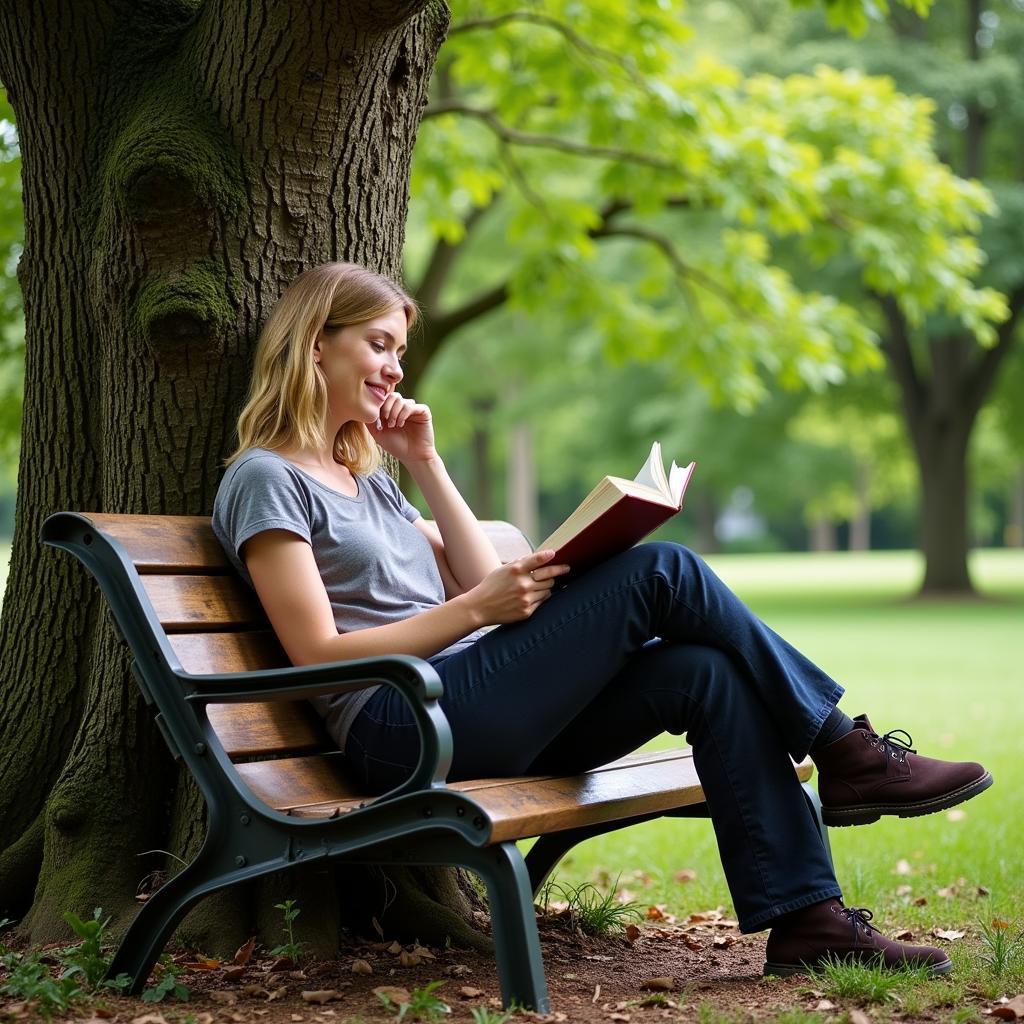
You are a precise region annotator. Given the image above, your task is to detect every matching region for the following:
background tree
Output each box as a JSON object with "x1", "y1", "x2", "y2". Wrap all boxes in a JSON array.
[{"x1": 719, "y1": 0, "x2": 1024, "y2": 591}]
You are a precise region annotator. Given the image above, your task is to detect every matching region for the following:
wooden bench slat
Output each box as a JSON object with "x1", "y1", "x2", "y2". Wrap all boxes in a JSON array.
[
  {"x1": 142, "y1": 575, "x2": 267, "y2": 631},
  {"x1": 208, "y1": 701, "x2": 330, "y2": 759},
  {"x1": 235, "y1": 750, "x2": 814, "y2": 842},
  {"x1": 84, "y1": 513, "x2": 230, "y2": 573},
  {"x1": 169, "y1": 632, "x2": 289, "y2": 675}
]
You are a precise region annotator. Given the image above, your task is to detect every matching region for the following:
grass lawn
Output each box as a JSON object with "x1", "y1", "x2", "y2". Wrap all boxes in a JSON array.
[{"x1": 544, "y1": 547, "x2": 1024, "y2": 938}]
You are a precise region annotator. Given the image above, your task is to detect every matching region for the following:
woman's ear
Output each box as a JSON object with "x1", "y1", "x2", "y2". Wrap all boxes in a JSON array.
[{"x1": 312, "y1": 329, "x2": 324, "y2": 364}]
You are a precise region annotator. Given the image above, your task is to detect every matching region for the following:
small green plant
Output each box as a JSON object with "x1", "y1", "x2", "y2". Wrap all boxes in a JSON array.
[
  {"x1": 541, "y1": 877, "x2": 643, "y2": 936},
  {"x1": 0, "y1": 917, "x2": 14, "y2": 954},
  {"x1": 470, "y1": 1007, "x2": 514, "y2": 1024},
  {"x1": 59, "y1": 908, "x2": 129, "y2": 991},
  {"x1": 377, "y1": 979, "x2": 450, "y2": 1022},
  {"x1": 978, "y1": 918, "x2": 1024, "y2": 977},
  {"x1": 140, "y1": 955, "x2": 190, "y2": 1003},
  {"x1": 951, "y1": 1007, "x2": 982, "y2": 1024},
  {"x1": 0, "y1": 950, "x2": 84, "y2": 1018},
  {"x1": 270, "y1": 898, "x2": 305, "y2": 962},
  {"x1": 808, "y1": 955, "x2": 931, "y2": 1004}
]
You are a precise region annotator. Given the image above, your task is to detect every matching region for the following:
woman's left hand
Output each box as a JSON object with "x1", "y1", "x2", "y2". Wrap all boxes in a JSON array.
[{"x1": 368, "y1": 394, "x2": 437, "y2": 464}]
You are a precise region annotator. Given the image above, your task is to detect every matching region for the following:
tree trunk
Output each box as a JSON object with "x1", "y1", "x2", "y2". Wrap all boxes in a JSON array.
[
  {"x1": 849, "y1": 462, "x2": 871, "y2": 552},
  {"x1": 507, "y1": 419, "x2": 538, "y2": 543},
  {"x1": 470, "y1": 397, "x2": 494, "y2": 520},
  {"x1": 914, "y1": 414, "x2": 974, "y2": 593},
  {"x1": 1009, "y1": 465, "x2": 1024, "y2": 548},
  {"x1": 809, "y1": 518, "x2": 837, "y2": 553},
  {"x1": 0, "y1": 0, "x2": 452, "y2": 951},
  {"x1": 695, "y1": 489, "x2": 718, "y2": 555}
]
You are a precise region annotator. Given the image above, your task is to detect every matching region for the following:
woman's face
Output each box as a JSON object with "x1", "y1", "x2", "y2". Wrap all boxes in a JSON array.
[{"x1": 313, "y1": 306, "x2": 408, "y2": 424}]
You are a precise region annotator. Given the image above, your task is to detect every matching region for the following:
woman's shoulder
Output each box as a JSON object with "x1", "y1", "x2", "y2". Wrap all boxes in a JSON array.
[{"x1": 216, "y1": 448, "x2": 313, "y2": 504}]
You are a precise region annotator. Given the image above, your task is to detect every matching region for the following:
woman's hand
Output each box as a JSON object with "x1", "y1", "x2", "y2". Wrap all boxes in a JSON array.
[
  {"x1": 368, "y1": 394, "x2": 436, "y2": 464},
  {"x1": 462, "y1": 550, "x2": 571, "y2": 627}
]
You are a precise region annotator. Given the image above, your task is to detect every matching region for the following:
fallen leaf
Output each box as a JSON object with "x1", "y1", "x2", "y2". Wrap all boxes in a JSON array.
[
  {"x1": 712, "y1": 935, "x2": 736, "y2": 949},
  {"x1": 814, "y1": 999, "x2": 836, "y2": 1011},
  {"x1": 267, "y1": 987, "x2": 287, "y2": 1001},
  {"x1": 641, "y1": 977, "x2": 675, "y2": 991},
  {"x1": 914, "y1": 896, "x2": 928, "y2": 906},
  {"x1": 947, "y1": 808, "x2": 967, "y2": 822},
  {"x1": 682, "y1": 934, "x2": 703, "y2": 951},
  {"x1": 592, "y1": 983, "x2": 601, "y2": 1004},
  {"x1": 301, "y1": 991, "x2": 342, "y2": 1005},
  {"x1": 185, "y1": 957, "x2": 222, "y2": 971},
  {"x1": 616, "y1": 888, "x2": 638, "y2": 903},
  {"x1": 290, "y1": 1016, "x2": 304, "y2": 1022},
  {"x1": 209, "y1": 991, "x2": 238, "y2": 1004},
  {"x1": 350, "y1": 959, "x2": 373, "y2": 975},
  {"x1": 688, "y1": 908, "x2": 724, "y2": 924},
  {"x1": 895, "y1": 859, "x2": 912, "y2": 876},
  {"x1": 374, "y1": 985, "x2": 412, "y2": 1006},
  {"x1": 223, "y1": 965, "x2": 246, "y2": 982},
  {"x1": 411, "y1": 945, "x2": 436, "y2": 960},
  {"x1": 371, "y1": 916, "x2": 384, "y2": 939},
  {"x1": 609, "y1": 1014, "x2": 631, "y2": 1022},
  {"x1": 993, "y1": 918, "x2": 1011, "y2": 929},
  {"x1": 458, "y1": 986, "x2": 484, "y2": 998},
  {"x1": 991, "y1": 996, "x2": 1024, "y2": 1021},
  {"x1": 289, "y1": 970, "x2": 308, "y2": 980},
  {"x1": 894, "y1": 929, "x2": 915, "y2": 940},
  {"x1": 674, "y1": 869, "x2": 697, "y2": 883},
  {"x1": 92, "y1": 1010, "x2": 116, "y2": 1020},
  {"x1": 242, "y1": 985, "x2": 271, "y2": 999},
  {"x1": 625, "y1": 924, "x2": 641, "y2": 943},
  {"x1": 896, "y1": 884, "x2": 912, "y2": 897},
  {"x1": 268, "y1": 956, "x2": 294, "y2": 971},
  {"x1": 399, "y1": 950, "x2": 422, "y2": 967},
  {"x1": 849, "y1": 1010, "x2": 871, "y2": 1024},
  {"x1": 234, "y1": 936, "x2": 256, "y2": 966},
  {"x1": 130, "y1": 1016, "x2": 170, "y2": 1024},
  {"x1": 646, "y1": 906, "x2": 666, "y2": 921},
  {"x1": 932, "y1": 928, "x2": 966, "y2": 941},
  {"x1": 387, "y1": 941, "x2": 403, "y2": 955},
  {"x1": 445, "y1": 964, "x2": 472, "y2": 977},
  {"x1": 978, "y1": 886, "x2": 991, "y2": 897}
]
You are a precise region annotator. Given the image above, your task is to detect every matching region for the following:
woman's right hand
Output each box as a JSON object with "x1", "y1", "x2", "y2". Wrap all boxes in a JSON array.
[{"x1": 462, "y1": 550, "x2": 570, "y2": 626}]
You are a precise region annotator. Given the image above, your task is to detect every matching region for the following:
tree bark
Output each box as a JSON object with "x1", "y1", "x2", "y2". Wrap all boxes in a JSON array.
[{"x1": 0, "y1": 0, "x2": 451, "y2": 950}]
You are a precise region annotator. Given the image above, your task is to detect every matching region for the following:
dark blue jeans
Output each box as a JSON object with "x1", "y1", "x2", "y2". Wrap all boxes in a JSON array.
[{"x1": 345, "y1": 542, "x2": 844, "y2": 931}]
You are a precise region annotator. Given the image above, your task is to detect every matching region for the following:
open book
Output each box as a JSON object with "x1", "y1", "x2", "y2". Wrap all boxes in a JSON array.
[{"x1": 537, "y1": 442, "x2": 696, "y2": 573}]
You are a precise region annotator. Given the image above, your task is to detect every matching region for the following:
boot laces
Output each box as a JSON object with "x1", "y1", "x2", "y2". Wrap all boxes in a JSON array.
[
  {"x1": 872, "y1": 728, "x2": 916, "y2": 763},
  {"x1": 839, "y1": 905, "x2": 878, "y2": 938}
]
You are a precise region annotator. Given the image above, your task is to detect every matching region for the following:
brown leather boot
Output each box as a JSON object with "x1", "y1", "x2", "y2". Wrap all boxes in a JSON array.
[
  {"x1": 764, "y1": 899, "x2": 952, "y2": 977},
  {"x1": 813, "y1": 714, "x2": 992, "y2": 826}
]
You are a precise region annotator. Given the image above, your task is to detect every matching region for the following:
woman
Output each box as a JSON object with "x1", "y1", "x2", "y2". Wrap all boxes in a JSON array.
[{"x1": 212, "y1": 262, "x2": 992, "y2": 977}]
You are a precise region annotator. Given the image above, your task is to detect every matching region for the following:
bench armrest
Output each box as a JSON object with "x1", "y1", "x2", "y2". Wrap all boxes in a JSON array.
[{"x1": 177, "y1": 655, "x2": 454, "y2": 798}]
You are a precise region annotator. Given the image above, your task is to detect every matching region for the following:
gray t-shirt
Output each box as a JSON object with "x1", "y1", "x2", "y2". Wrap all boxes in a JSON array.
[{"x1": 212, "y1": 448, "x2": 482, "y2": 747}]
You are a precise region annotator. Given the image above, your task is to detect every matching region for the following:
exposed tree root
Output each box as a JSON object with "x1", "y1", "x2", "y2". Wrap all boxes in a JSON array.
[{"x1": 0, "y1": 811, "x2": 44, "y2": 919}]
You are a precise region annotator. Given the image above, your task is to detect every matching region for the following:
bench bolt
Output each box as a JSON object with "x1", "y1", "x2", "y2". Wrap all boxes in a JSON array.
[
  {"x1": 423, "y1": 807, "x2": 433, "y2": 818},
  {"x1": 235, "y1": 855, "x2": 247, "y2": 867},
  {"x1": 473, "y1": 816, "x2": 484, "y2": 829},
  {"x1": 240, "y1": 814, "x2": 250, "y2": 825},
  {"x1": 194, "y1": 742, "x2": 206, "y2": 755}
]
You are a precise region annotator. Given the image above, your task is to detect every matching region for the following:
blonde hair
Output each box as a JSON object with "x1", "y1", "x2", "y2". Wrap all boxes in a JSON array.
[{"x1": 227, "y1": 262, "x2": 417, "y2": 475}]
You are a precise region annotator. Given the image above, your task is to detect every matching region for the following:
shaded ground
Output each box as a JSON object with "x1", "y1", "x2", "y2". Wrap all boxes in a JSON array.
[{"x1": 3, "y1": 907, "x2": 1017, "y2": 1024}]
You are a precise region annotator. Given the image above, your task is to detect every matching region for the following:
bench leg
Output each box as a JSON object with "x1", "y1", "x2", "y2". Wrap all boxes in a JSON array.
[
  {"x1": 801, "y1": 782, "x2": 833, "y2": 870},
  {"x1": 106, "y1": 851, "x2": 281, "y2": 995},
  {"x1": 470, "y1": 842, "x2": 550, "y2": 1013}
]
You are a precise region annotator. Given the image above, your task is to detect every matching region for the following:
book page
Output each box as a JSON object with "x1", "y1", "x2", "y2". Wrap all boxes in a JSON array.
[
  {"x1": 669, "y1": 460, "x2": 696, "y2": 506},
  {"x1": 633, "y1": 441, "x2": 669, "y2": 498}
]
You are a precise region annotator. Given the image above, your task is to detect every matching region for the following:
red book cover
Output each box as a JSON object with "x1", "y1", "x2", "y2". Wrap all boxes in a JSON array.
[{"x1": 551, "y1": 496, "x2": 680, "y2": 575}]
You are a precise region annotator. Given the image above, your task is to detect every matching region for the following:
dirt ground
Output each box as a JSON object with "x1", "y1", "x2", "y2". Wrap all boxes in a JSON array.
[{"x1": 3, "y1": 906, "x2": 1010, "y2": 1024}]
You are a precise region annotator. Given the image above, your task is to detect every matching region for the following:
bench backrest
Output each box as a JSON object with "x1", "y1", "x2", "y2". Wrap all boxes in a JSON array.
[{"x1": 80, "y1": 514, "x2": 532, "y2": 765}]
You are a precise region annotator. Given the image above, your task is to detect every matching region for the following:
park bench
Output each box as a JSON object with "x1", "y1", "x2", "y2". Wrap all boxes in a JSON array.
[{"x1": 41, "y1": 511, "x2": 828, "y2": 1012}]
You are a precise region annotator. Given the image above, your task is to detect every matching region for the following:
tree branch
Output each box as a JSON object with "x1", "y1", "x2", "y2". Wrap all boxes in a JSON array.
[
  {"x1": 421, "y1": 101, "x2": 677, "y2": 171},
  {"x1": 413, "y1": 200, "x2": 496, "y2": 311},
  {"x1": 964, "y1": 282, "x2": 1024, "y2": 417},
  {"x1": 447, "y1": 11, "x2": 648, "y2": 90},
  {"x1": 594, "y1": 223, "x2": 739, "y2": 314}
]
